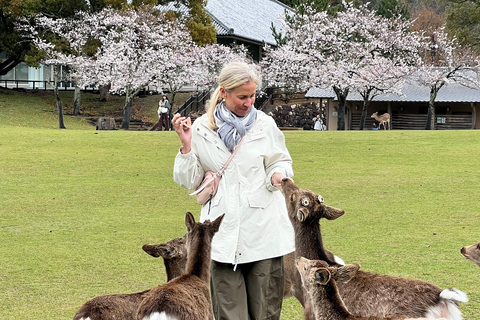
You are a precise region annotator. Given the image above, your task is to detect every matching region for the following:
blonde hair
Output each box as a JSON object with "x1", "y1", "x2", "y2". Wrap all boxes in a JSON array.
[{"x1": 206, "y1": 61, "x2": 260, "y2": 130}]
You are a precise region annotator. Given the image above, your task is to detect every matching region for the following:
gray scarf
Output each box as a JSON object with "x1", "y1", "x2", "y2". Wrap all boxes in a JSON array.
[{"x1": 214, "y1": 101, "x2": 257, "y2": 152}]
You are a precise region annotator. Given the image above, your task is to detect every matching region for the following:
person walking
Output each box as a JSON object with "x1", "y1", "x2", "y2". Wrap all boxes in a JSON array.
[
  {"x1": 158, "y1": 95, "x2": 170, "y2": 131},
  {"x1": 171, "y1": 61, "x2": 295, "y2": 320}
]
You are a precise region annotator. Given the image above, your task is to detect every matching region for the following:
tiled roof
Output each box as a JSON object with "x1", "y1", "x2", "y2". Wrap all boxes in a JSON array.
[
  {"x1": 158, "y1": 0, "x2": 292, "y2": 46},
  {"x1": 306, "y1": 81, "x2": 480, "y2": 103},
  {"x1": 206, "y1": 0, "x2": 292, "y2": 46}
]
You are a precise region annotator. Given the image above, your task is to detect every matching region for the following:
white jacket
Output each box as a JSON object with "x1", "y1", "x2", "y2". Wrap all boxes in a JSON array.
[{"x1": 173, "y1": 111, "x2": 295, "y2": 265}]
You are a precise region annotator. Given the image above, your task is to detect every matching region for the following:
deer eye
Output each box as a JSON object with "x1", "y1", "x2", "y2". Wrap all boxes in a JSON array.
[
  {"x1": 317, "y1": 195, "x2": 324, "y2": 204},
  {"x1": 301, "y1": 198, "x2": 309, "y2": 206},
  {"x1": 477, "y1": 243, "x2": 480, "y2": 250}
]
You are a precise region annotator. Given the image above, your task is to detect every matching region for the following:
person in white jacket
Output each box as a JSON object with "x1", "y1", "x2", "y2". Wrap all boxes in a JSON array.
[{"x1": 171, "y1": 61, "x2": 295, "y2": 320}]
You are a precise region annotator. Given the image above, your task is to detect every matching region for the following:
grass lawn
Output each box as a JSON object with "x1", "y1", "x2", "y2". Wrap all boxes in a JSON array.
[{"x1": 0, "y1": 88, "x2": 479, "y2": 319}]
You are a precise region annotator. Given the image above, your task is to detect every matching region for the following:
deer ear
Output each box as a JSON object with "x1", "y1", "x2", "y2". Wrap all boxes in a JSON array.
[
  {"x1": 317, "y1": 195, "x2": 324, "y2": 204},
  {"x1": 333, "y1": 263, "x2": 360, "y2": 283},
  {"x1": 211, "y1": 213, "x2": 225, "y2": 232},
  {"x1": 185, "y1": 212, "x2": 196, "y2": 232},
  {"x1": 142, "y1": 244, "x2": 162, "y2": 258},
  {"x1": 314, "y1": 268, "x2": 331, "y2": 285},
  {"x1": 323, "y1": 205, "x2": 345, "y2": 220}
]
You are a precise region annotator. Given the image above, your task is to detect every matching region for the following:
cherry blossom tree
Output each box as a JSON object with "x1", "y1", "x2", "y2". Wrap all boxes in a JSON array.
[
  {"x1": 262, "y1": 3, "x2": 424, "y2": 130},
  {"x1": 351, "y1": 13, "x2": 423, "y2": 129},
  {"x1": 190, "y1": 43, "x2": 250, "y2": 90},
  {"x1": 71, "y1": 8, "x2": 193, "y2": 129},
  {"x1": 414, "y1": 27, "x2": 480, "y2": 129},
  {"x1": 16, "y1": 15, "x2": 79, "y2": 129},
  {"x1": 22, "y1": 7, "x2": 194, "y2": 130},
  {"x1": 148, "y1": 42, "x2": 249, "y2": 130}
]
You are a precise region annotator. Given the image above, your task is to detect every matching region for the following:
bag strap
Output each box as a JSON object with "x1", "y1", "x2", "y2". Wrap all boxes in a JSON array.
[{"x1": 217, "y1": 137, "x2": 244, "y2": 177}]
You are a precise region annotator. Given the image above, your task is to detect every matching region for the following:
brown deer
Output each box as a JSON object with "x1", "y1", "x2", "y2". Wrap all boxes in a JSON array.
[
  {"x1": 296, "y1": 257, "x2": 447, "y2": 320},
  {"x1": 461, "y1": 242, "x2": 480, "y2": 267},
  {"x1": 136, "y1": 212, "x2": 224, "y2": 320},
  {"x1": 143, "y1": 237, "x2": 343, "y2": 301},
  {"x1": 142, "y1": 237, "x2": 187, "y2": 281},
  {"x1": 296, "y1": 257, "x2": 406, "y2": 320},
  {"x1": 371, "y1": 112, "x2": 391, "y2": 130},
  {"x1": 280, "y1": 178, "x2": 467, "y2": 320},
  {"x1": 72, "y1": 237, "x2": 187, "y2": 320},
  {"x1": 284, "y1": 247, "x2": 345, "y2": 299},
  {"x1": 280, "y1": 178, "x2": 346, "y2": 319}
]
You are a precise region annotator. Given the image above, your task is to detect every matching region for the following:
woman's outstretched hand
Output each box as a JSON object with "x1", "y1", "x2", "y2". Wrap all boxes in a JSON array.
[{"x1": 171, "y1": 113, "x2": 192, "y2": 154}]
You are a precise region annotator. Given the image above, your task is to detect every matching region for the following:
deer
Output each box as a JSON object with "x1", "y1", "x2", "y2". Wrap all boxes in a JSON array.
[
  {"x1": 460, "y1": 242, "x2": 480, "y2": 267},
  {"x1": 296, "y1": 257, "x2": 447, "y2": 320},
  {"x1": 371, "y1": 112, "x2": 391, "y2": 130},
  {"x1": 142, "y1": 236, "x2": 187, "y2": 281},
  {"x1": 280, "y1": 178, "x2": 467, "y2": 320},
  {"x1": 136, "y1": 212, "x2": 224, "y2": 320},
  {"x1": 72, "y1": 237, "x2": 187, "y2": 320}
]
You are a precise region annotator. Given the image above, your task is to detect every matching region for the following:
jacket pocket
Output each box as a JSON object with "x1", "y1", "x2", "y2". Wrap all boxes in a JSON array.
[
  {"x1": 209, "y1": 192, "x2": 223, "y2": 208},
  {"x1": 246, "y1": 187, "x2": 274, "y2": 209}
]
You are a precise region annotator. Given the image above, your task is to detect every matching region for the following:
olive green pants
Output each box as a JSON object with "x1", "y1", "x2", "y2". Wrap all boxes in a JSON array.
[{"x1": 210, "y1": 256, "x2": 284, "y2": 320}]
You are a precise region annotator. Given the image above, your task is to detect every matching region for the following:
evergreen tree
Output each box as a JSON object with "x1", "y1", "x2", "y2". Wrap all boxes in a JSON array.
[
  {"x1": 446, "y1": 1, "x2": 480, "y2": 55},
  {"x1": 184, "y1": 0, "x2": 216, "y2": 45},
  {"x1": 375, "y1": 0, "x2": 410, "y2": 19}
]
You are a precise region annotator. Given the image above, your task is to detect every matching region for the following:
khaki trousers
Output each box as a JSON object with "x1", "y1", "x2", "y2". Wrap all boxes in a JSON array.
[{"x1": 210, "y1": 256, "x2": 284, "y2": 320}]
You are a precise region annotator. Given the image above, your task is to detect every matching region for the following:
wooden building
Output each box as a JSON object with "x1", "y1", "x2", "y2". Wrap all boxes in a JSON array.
[{"x1": 306, "y1": 80, "x2": 480, "y2": 130}]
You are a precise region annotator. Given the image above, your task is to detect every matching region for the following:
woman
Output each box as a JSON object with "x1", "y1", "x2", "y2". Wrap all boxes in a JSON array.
[
  {"x1": 171, "y1": 61, "x2": 295, "y2": 320},
  {"x1": 158, "y1": 95, "x2": 170, "y2": 131}
]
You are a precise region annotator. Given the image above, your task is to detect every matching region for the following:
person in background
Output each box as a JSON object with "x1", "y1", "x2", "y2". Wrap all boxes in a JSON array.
[
  {"x1": 171, "y1": 61, "x2": 295, "y2": 320},
  {"x1": 372, "y1": 122, "x2": 379, "y2": 130},
  {"x1": 158, "y1": 95, "x2": 170, "y2": 131},
  {"x1": 313, "y1": 114, "x2": 323, "y2": 131}
]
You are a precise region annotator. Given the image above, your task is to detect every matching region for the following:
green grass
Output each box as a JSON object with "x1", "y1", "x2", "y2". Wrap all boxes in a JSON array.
[{"x1": 0, "y1": 88, "x2": 479, "y2": 319}]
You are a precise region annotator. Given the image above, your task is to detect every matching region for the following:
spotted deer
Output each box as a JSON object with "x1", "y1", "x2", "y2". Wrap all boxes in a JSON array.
[
  {"x1": 371, "y1": 112, "x2": 391, "y2": 130},
  {"x1": 72, "y1": 237, "x2": 187, "y2": 320},
  {"x1": 461, "y1": 242, "x2": 480, "y2": 267},
  {"x1": 136, "y1": 212, "x2": 224, "y2": 320},
  {"x1": 280, "y1": 178, "x2": 467, "y2": 320}
]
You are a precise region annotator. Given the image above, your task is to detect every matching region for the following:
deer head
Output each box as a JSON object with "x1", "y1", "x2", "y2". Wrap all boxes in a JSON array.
[
  {"x1": 296, "y1": 257, "x2": 360, "y2": 289},
  {"x1": 461, "y1": 242, "x2": 480, "y2": 267},
  {"x1": 280, "y1": 178, "x2": 345, "y2": 223},
  {"x1": 142, "y1": 237, "x2": 186, "y2": 260}
]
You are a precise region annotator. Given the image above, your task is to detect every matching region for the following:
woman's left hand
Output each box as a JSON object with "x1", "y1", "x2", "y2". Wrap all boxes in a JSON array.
[{"x1": 271, "y1": 172, "x2": 285, "y2": 189}]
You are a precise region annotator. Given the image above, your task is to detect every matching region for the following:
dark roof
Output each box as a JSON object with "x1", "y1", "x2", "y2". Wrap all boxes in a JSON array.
[
  {"x1": 306, "y1": 81, "x2": 480, "y2": 103},
  {"x1": 159, "y1": 0, "x2": 292, "y2": 46},
  {"x1": 206, "y1": 0, "x2": 292, "y2": 46}
]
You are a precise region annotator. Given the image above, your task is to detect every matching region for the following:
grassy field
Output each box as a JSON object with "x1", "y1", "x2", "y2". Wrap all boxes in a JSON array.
[{"x1": 0, "y1": 88, "x2": 479, "y2": 319}]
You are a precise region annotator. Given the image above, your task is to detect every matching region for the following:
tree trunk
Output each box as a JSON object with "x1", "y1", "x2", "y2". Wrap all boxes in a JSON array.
[
  {"x1": 169, "y1": 91, "x2": 176, "y2": 129},
  {"x1": 99, "y1": 84, "x2": 111, "y2": 102},
  {"x1": 333, "y1": 87, "x2": 348, "y2": 131},
  {"x1": 359, "y1": 100, "x2": 371, "y2": 131},
  {"x1": 426, "y1": 86, "x2": 439, "y2": 130},
  {"x1": 55, "y1": 87, "x2": 66, "y2": 129},
  {"x1": 73, "y1": 85, "x2": 81, "y2": 116},
  {"x1": 121, "y1": 94, "x2": 133, "y2": 130},
  {"x1": 359, "y1": 90, "x2": 373, "y2": 131},
  {"x1": 52, "y1": 65, "x2": 66, "y2": 129}
]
